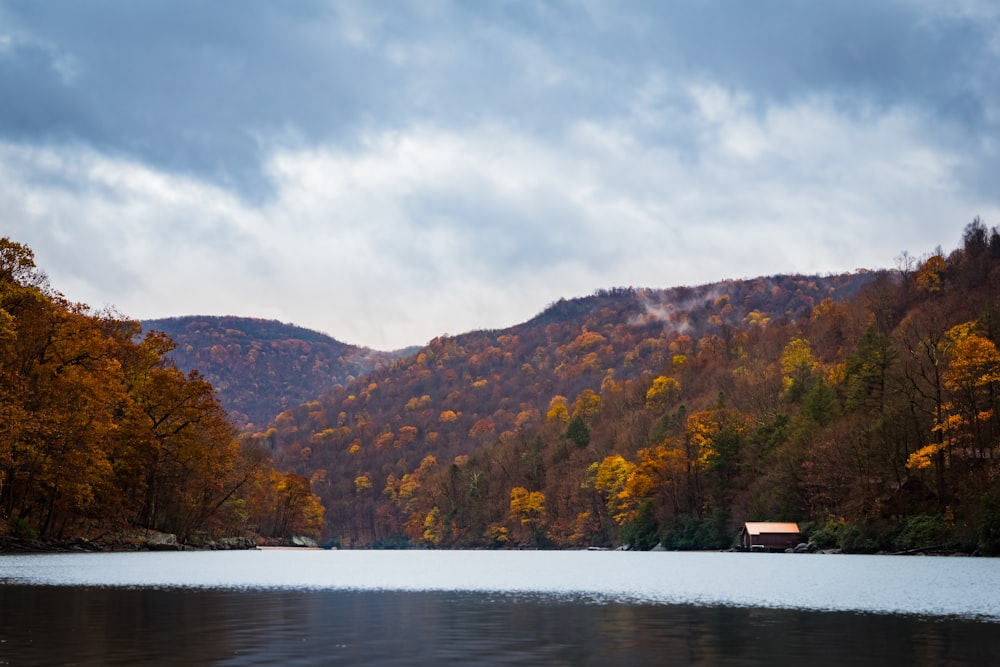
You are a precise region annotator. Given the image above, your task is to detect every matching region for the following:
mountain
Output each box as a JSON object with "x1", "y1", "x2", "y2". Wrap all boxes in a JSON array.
[
  {"x1": 142, "y1": 316, "x2": 404, "y2": 429},
  {"x1": 142, "y1": 222, "x2": 1000, "y2": 556},
  {"x1": 248, "y1": 271, "x2": 881, "y2": 545}
]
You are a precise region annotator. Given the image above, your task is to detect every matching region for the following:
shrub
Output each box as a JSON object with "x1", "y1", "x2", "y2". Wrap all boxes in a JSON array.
[
  {"x1": 806, "y1": 518, "x2": 843, "y2": 548},
  {"x1": 661, "y1": 514, "x2": 728, "y2": 550},
  {"x1": 7, "y1": 516, "x2": 38, "y2": 540},
  {"x1": 896, "y1": 515, "x2": 952, "y2": 551},
  {"x1": 837, "y1": 520, "x2": 889, "y2": 554},
  {"x1": 620, "y1": 500, "x2": 660, "y2": 550},
  {"x1": 977, "y1": 491, "x2": 1000, "y2": 554}
]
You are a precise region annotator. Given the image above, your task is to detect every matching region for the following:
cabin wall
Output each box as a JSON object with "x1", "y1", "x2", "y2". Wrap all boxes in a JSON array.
[{"x1": 754, "y1": 533, "x2": 800, "y2": 550}]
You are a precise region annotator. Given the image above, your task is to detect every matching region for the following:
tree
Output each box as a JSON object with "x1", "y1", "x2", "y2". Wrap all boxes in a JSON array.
[
  {"x1": 781, "y1": 338, "x2": 816, "y2": 401},
  {"x1": 509, "y1": 486, "x2": 546, "y2": 544},
  {"x1": 645, "y1": 375, "x2": 680, "y2": 410},
  {"x1": 564, "y1": 414, "x2": 590, "y2": 448},
  {"x1": 908, "y1": 323, "x2": 1000, "y2": 472},
  {"x1": 254, "y1": 471, "x2": 325, "y2": 539}
]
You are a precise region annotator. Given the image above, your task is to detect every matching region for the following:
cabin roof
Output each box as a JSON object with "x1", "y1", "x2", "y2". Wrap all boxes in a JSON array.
[{"x1": 742, "y1": 522, "x2": 800, "y2": 535}]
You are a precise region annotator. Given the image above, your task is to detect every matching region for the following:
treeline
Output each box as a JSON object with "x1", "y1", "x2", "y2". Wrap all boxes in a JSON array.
[
  {"x1": 265, "y1": 220, "x2": 1000, "y2": 553},
  {"x1": 0, "y1": 239, "x2": 323, "y2": 544}
]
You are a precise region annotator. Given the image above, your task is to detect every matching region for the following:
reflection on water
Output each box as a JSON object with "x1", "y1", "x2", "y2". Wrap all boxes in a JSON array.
[{"x1": 0, "y1": 586, "x2": 997, "y2": 666}]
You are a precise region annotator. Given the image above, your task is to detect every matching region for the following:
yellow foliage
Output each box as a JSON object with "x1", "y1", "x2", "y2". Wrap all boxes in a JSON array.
[
  {"x1": 509, "y1": 486, "x2": 546, "y2": 526},
  {"x1": 572, "y1": 389, "x2": 602, "y2": 419},
  {"x1": 686, "y1": 408, "x2": 745, "y2": 467},
  {"x1": 591, "y1": 455, "x2": 634, "y2": 496},
  {"x1": 422, "y1": 507, "x2": 443, "y2": 545},
  {"x1": 907, "y1": 443, "x2": 944, "y2": 470},
  {"x1": 546, "y1": 397, "x2": 569, "y2": 422},
  {"x1": 945, "y1": 326, "x2": 1000, "y2": 391},
  {"x1": 645, "y1": 375, "x2": 681, "y2": 408},
  {"x1": 485, "y1": 523, "x2": 509, "y2": 545},
  {"x1": 916, "y1": 254, "x2": 947, "y2": 293},
  {"x1": 439, "y1": 410, "x2": 459, "y2": 423},
  {"x1": 782, "y1": 338, "x2": 815, "y2": 376},
  {"x1": 781, "y1": 337, "x2": 815, "y2": 393},
  {"x1": 403, "y1": 396, "x2": 421, "y2": 411},
  {"x1": 354, "y1": 474, "x2": 373, "y2": 493}
]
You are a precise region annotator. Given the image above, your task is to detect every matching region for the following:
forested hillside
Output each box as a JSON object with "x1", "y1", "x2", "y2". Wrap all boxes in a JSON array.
[
  {"x1": 143, "y1": 316, "x2": 402, "y2": 429},
  {"x1": 256, "y1": 220, "x2": 1000, "y2": 553},
  {"x1": 6, "y1": 220, "x2": 1000, "y2": 555},
  {"x1": 0, "y1": 239, "x2": 324, "y2": 546}
]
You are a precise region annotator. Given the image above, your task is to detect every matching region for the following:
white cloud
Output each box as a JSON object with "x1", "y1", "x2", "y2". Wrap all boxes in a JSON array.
[{"x1": 1, "y1": 79, "x2": 994, "y2": 349}]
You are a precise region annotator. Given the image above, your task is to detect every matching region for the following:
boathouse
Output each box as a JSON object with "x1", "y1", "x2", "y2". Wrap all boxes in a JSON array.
[{"x1": 739, "y1": 522, "x2": 802, "y2": 552}]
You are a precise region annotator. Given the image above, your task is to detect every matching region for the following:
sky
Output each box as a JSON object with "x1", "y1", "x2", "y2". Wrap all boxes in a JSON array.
[{"x1": 2, "y1": 1, "x2": 999, "y2": 350}]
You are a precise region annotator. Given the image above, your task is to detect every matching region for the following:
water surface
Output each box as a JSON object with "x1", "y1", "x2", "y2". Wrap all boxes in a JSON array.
[{"x1": 1, "y1": 550, "x2": 998, "y2": 665}]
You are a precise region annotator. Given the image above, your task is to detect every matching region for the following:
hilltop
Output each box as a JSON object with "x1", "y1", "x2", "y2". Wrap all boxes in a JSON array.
[{"x1": 142, "y1": 316, "x2": 405, "y2": 429}]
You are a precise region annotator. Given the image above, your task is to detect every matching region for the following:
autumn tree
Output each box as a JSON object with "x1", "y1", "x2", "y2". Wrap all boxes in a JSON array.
[
  {"x1": 907, "y1": 323, "x2": 1000, "y2": 501},
  {"x1": 0, "y1": 237, "x2": 281, "y2": 543},
  {"x1": 508, "y1": 486, "x2": 546, "y2": 545}
]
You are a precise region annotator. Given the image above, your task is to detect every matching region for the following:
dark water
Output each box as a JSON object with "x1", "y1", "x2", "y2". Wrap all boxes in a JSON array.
[{"x1": 1, "y1": 586, "x2": 997, "y2": 666}]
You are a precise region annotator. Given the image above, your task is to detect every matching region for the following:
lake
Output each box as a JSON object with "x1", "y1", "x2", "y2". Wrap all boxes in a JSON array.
[{"x1": 1, "y1": 549, "x2": 998, "y2": 665}]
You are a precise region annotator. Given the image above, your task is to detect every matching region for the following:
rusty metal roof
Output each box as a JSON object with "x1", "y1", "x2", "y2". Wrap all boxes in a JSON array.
[{"x1": 743, "y1": 522, "x2": 800, "y2": 535}]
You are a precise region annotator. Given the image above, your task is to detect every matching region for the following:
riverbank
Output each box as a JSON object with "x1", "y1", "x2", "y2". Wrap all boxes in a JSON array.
[{"x1": 0, "y1": 532, "x2": 258, "y2": 554}]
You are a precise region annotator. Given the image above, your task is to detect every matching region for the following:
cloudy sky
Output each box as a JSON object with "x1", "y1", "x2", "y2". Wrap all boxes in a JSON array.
[{"x1": 2, "y1": 1, "x2": 998, "y2": 350}]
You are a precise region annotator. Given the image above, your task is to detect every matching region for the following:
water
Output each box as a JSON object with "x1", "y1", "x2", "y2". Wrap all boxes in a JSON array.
[{"x1": 1, "y1": 550, "x2": 998, "y2": 665}]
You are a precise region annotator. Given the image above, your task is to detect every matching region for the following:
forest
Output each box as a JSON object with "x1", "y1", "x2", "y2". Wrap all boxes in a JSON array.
[
  {"x1": 0, "y1": 238, "x2": 323, "y2": 547},
  {"x1": 256, "y1": 220, "x2": 1000, "y2": 554},
  {"x1": 4, "y1": 220, "x2": 1000, "y2": 555},
  {"x1": 142, "y1": 316, "x2": 402, "y2": 430}
]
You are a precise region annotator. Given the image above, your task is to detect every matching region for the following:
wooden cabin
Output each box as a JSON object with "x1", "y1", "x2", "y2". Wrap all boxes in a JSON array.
[{"x1": 739, "y1": 522, "x2": 802, "y2": 552}]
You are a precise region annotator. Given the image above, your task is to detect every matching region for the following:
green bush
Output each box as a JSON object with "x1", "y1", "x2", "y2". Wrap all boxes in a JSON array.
[
  {"x1": 661, "y1": 514, "x2": 728, "y2": 550},
  {"x1": 7, "y1": 515, "x2": 38, "y2": 540},
  {"x1": 806, "y1": 519, "x2": 843, "y2": 548},
  {"x1": 896, "y1": 514, "x2": 952, "y2": 551},
  {"x1": 620, "y1": 500, "x2": 660, "y2": 550},
  {"x1": 977, "y1": 491, "x2": 1000, "y2": 554},
  {"x1": 837, "y1": 520, "x2": 889, "y2": 554}
]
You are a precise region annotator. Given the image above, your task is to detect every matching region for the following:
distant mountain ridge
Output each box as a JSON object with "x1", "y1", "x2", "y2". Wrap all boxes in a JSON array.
[
  {"x1": 142, "y1": 316, "x2": 404, "y2": 429},
  {"x1": 147, "y1": 273, "x2": 876, "y2": 433}
]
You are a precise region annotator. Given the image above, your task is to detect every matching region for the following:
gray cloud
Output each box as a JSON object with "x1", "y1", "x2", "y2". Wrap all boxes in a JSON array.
[
  {"x1": 4, "y1": 1, "x2": 996, "y2": 192},
  {"x1": 1, "y1": 0, "x2": 998, "y2": 348}
]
